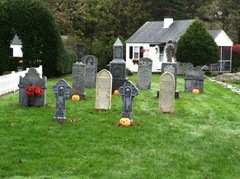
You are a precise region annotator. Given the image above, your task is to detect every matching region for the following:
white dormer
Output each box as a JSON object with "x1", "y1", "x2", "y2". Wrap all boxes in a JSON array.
[{"x1": 163, "y1": 17, "x2": 173, "y2": 28}]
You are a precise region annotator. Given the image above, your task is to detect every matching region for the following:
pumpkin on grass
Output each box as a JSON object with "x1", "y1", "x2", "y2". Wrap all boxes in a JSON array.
[
  {"x1": 114, "y1": 90, "x2": 120, "y2": 95},
  {"x1": 72, "y1": 95, "x2": 80, "y2": 101},
  {"x1": 192, "y1": 89, "x2": 200, "y2": 94},
  {"x1": 119, "y1": 118, "x2": 131, "y2": 126}
]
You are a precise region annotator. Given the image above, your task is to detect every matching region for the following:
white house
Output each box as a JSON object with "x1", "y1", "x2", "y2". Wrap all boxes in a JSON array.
[
  {"x1": 125, "y1": 17, "x2": 233, "y2": 73},
  {"x1": 10, "y1": 34, "x2": 23, "y2": 57}
]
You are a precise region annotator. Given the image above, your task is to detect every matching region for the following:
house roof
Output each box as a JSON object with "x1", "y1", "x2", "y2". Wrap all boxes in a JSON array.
[
  {"x1": 126, "y1": 19, "x2": 194, "y2": 44},
  {"x1": 11, "y1": 34, "x2": 22, "y2": 45},
  {"x1": 208, "y1": 30, "x2": 222, "y2": 39}
]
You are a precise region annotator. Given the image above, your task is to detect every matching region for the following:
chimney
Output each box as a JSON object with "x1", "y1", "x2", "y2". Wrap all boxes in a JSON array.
[{"x1": 163, "y1": 17, "x2": 173, "y2": 28}]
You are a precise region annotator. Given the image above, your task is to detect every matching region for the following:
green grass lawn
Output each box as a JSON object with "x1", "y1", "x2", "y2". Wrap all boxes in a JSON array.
[{"x1": 0, "y1": 74, "x2": 240, "y2": 179}]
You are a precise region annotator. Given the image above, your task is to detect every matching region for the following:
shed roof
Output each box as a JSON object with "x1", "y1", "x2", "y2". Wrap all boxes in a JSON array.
[{"x1": 11, "y1": 34, "x2": 22, "y2": 45}]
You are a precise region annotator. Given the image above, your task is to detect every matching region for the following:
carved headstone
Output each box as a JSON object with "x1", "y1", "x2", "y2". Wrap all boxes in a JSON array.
[
  {"x1": 95, "y1": 69, "x2": 112, "y2": 110},
  {"x1": 18, "y1": 67, "x2": 47, "y2": 107},
  {"x1": 110, "y1": 38, "x2": 127, "y2": 93},
  {"x1": 160, "y1": 72, "x2": 175, "y2": 113},
  {"x1": 185, "y1": 65, "x2": 205, "y2": 92},
  {"x1": 137, "y1": 58, "x2": 152, "y2": 90},
  {"x1": 52, "y1": 79, "x2": 72, "y2": 121},
  {"x1": 82, "y1": 55, "x2": 98, "y2": 88},
  {"x1": 119, "y1": 80, "x2": 138, "y2": 123},
  {"x1": 72, "y1": 62, "x2": 86, "y2": 99},
  {"x1": 161, "y1": 63, "x2": 177, "y2": 87},
  {"x1": 161, "y1": 62, "x2": 179, "y2": 98}
]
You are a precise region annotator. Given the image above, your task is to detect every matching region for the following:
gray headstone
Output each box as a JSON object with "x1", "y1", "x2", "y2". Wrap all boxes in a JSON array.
[
  {"x1": 110, "y1": 38, "x2": 127, "y2": 93},
  {"x1": 161, "y1": 62, "x2": 177, "y2": 90},
  {"x1": 82, "y1": 55, "x2": 98, "y2": 88},
  {"x1": 185, "y1": 65, "x2": 205, "y2": 92},
  {"x1": 137, "y1": 58, "x2": 152, "y2": 90},
  {"x1": 72, "y1": 62, "x2": 86, "y2": 99},
  {"x1": 160, "y1": 72, "x2": 175, "y2": 113},
  {"x1": 119, "y1": 80, "x2": 138, "y2": 123},
  {"x1": 95, "y1": 69, "x2": 112, "y2": 110},
  {"x1": 52, "y1": 79, "x2": 72, "y2": 121},
  {"x1": 18, "y1": 67, "x2": 47, "y2": 107}
]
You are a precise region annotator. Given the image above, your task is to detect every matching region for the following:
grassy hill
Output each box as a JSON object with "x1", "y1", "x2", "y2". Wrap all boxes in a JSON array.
[{"x1": 0, "y1": 74, "x2": 239, "y2": 179}]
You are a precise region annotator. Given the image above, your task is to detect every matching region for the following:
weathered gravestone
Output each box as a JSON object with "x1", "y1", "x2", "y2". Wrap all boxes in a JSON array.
[
  {"x1": 95, "y1": 69, "x2": 112, "y2": 110},
  {"x1": 119, "y1": 80, "x2": 138, "y2": 123},
  {"x1": 160, "y1": 72, "x2": 175, "y2": 113},
  {"x1": 185, "y1": 65, "x2": 205, "y2": 93},
  {"x1": 52, "y1": 79, "x2": 72, "y2": 121},
  {"x1": 71, "y1": 44, "x2": 86, "y2": 99},
  {"x1": 18, "y1": 67, "x2": 47, "y2": 107},
  {"x1": 110, "y1": 38, "x2": 127, "y2": 93},
  {"x1": 136, "y1": 58, "x2": 152, "y2": 90},
  {"x1": 82, "y1": 55, "x2": 98, "y2": 88},
  {"x1": 161, "y1": 62, "x2": 179, "y2": 98}
]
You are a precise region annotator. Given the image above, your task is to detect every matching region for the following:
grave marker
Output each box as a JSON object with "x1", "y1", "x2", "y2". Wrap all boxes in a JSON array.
[
  {"x1": 95, "y1": 69, "x2": 112, "y2": 110},
  {"x1": 136, "y1": 58, "x2": 152, "y2": 90},
  {"x1": 185, "y1": 65, "x2": 205, "y2": 92},
  {"x1": 82, "y1": 55, "x2": 98, "y2": 88},
  {"x1": 110, "y1": 38, "x2": 127, "y2": 93},
  {"x1": 72, "y1": 44, "x2": 86, "y2": 99},
  {"x1": 160, "y1": 72, "x2": 175, "y2": 113},
  {"x1": 18, "y1": 67, "x2": 47, "y2": 107},
  {"x1": 52, "y1": 79, "x2": 72, "y2": 121},
  {"x1": 119, "y1": 80, "x2": 138, "y2": 123}
]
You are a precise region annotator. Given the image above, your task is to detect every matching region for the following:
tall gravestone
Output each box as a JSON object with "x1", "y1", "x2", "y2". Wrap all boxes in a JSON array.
[
  {"x1": 160, "y1": 72, "x2": 175, "y2": 113},
  {"x1": 136, "y1": 58, "x2": 152, "y2": 90},
  {"x1": 82, "y1": 55, "x2": 98, "y2": 88},
  {"x1": 95, "y1": 69, "x2": 112, "y2": 110},
  {"x1": 161, "y1": 62, "x2": 179, "y2": 98},
  {"x1": 52, "y1": 79, "x2": 72, "y2": 121},
  {"x1": 71, "y1": 44, "x2": 86, "y2": 99},
  {"x1": 18, "y1": 67, "x2": 47, "y2": 107},
  {"x1": 109, "y1": 38, "x2": 127, "y2": 93},
  {"x1": 185, "y1": 65, "x2": 205, "y2": 93},
  {"x1": 119, "y1": 80, "x2": 138, "y2": 123}
]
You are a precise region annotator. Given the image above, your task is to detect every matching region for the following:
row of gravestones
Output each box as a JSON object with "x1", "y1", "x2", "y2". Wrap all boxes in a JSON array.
[
  {"x1": 18, "y1": 62, "x2": 205, "y2": 123},
  {"x1": 136, "y1": 58, "x2": 204, "y2": 93},
  {"x1": 18, "y1": 67, "x2": 139, "y2": 124}
]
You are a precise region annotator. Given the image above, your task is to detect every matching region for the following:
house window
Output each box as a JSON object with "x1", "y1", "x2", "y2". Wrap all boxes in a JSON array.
[
  {"x1": 140, "y1": 46, "x2": 144, "y2": 58},
  {"x1": 222, "y1": 46, "x2": 231, "y2": 60},
  {"x1": 134, "y1": 46, "x2": 139, "y2": 59},
  {"x1": 159, "y1": 46, "x2": 164, "y2": 62},
  {"x1": 129, "y1": 46, "x2": 133, "y2": 59}
]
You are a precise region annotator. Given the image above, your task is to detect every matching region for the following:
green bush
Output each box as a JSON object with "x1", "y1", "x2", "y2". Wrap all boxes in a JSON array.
[
  {"x1": 0, "y1": 0, "x2": 73, "y2": 77},
  {"x1": 176, "y1": 19, "x2": 219, "y2": 66}
]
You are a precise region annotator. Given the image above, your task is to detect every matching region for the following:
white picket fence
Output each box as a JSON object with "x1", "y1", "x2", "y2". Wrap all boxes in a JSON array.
[{"x1": 0, "y1": 66, "x2": 42, "y2": 96}]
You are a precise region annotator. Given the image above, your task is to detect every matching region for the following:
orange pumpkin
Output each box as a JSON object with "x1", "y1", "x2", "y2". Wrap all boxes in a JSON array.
[
  {"x1": 119, "y1": 118, "x2": 131, "y2": 126},
  {"x1": 192, "y1": 89, "x2": 200, "y2": 94},
  {"x1": 72, "y1": 94, "x2": 80, "y2": 101},
  {"x1": 114, "y1": 90, "x2": 120, "y2": 95}
]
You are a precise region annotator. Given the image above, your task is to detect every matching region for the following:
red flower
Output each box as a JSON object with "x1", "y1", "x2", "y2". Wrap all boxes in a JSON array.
[{"x1": 25, "y1": 85, "x2": 43, "y2": 97}]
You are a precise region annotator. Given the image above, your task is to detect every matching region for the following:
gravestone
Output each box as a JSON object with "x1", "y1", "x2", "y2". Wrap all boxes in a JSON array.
[
  {"x1": 136, "y1": 58, "x2": 152, "y2": 90},
  {"x1": 109, "y1": 38, "x2": 127, "y2": 93},
  {"x1": 52, "y1": 79, "x2": 72, "y2": 121},
  {"x1": 161, "y1": 62, "x2": 179, "y2": 98},
  {"x1": 82, "y1": 55, "x2": 98, "y2": 88},
  {"x1": 18, "y1": 67, "x2": 47, "y2": 107},
  {"x1": 185, "y1": 65, "x2": 205, "y2": 93},
  {"x1": 71, "y1": 44, "x2": 86, "y2": 99},
  {"x1": 119, "y1": 80, "x2": 138, "y2": 123},
  {"x1": 95, "y1": 69, "x2": 112, "y2": 110},
  {"x1": 160, "y1": 72, "x2": 175, "y2": 113}
]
